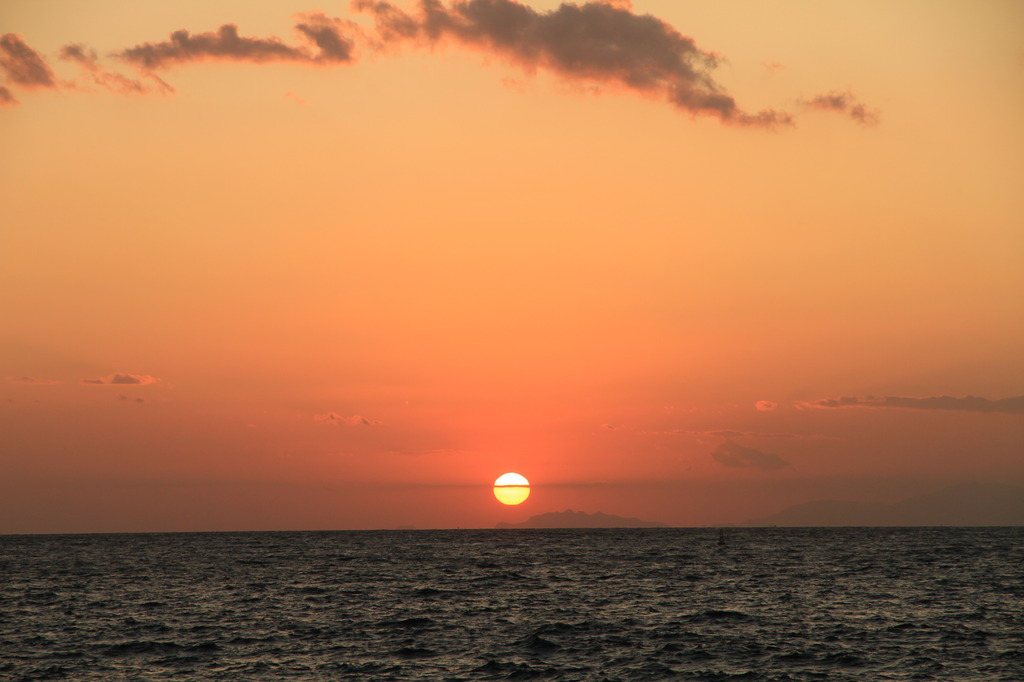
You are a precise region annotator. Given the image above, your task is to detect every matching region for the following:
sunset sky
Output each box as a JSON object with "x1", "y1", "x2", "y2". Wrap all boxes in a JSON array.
[{"x1": 2, "y1": 0, "x2": 1022, "y2": 533}]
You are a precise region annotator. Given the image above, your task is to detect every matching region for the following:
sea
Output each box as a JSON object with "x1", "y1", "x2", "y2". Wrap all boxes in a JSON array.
[{"x1": 1, "y1": 527, "x2": 1022, "y2": 680}]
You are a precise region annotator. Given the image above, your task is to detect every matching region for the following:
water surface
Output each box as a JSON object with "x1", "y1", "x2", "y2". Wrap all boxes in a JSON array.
[{"x1": 2, "y1": 527, "x2": 1022, "y2": 680}]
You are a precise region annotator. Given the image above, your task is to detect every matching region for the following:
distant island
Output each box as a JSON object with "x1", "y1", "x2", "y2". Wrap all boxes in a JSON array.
[
  {"x1": 496, "y1": 509, "x2": 668, "y2": 529},
  {"x1": 741, "y1": 482, "x2": 1024, "y2": 527}
]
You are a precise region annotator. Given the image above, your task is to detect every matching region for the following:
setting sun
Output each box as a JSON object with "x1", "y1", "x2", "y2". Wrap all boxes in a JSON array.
[{"x1": 493, "y1": 473, "x2": 530, "y2": 506}]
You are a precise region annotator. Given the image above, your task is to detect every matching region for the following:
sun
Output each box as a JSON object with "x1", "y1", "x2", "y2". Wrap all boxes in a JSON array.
[{"x1": 493, "y1": 472, "x2": 530, "y2": 505}]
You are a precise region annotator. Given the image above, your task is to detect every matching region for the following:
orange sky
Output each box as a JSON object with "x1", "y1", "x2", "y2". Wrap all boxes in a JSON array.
[{"x1": 2, "y1": 0, "x2": 1022, "y2": 532}]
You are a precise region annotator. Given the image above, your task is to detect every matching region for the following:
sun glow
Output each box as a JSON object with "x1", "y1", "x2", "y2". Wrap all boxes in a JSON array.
[{"x1": 493, "y1": 472, "x2": 530, "y2": 505}]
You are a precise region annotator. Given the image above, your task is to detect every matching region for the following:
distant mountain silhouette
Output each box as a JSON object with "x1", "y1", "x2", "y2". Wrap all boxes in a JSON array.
[
  {"x1": 496, "y1": 509, "x2": 669, "y2": 529},
  {"x1": 742, "y1": 482, "x2": 1024, "y2": 527}
]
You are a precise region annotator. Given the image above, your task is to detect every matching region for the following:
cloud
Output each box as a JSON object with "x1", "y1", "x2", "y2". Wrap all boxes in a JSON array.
[
  {"x1": 117, "y1": 394, "x2": 146, "y2": 403},
  {"x1": 6, "y1": 376, "x2": 60, "y2": 385},
  {"x1": 638, "y1": 426, "x2": 823, "y2": 440},
  {"x1": 702, "y1": 429, "x2": 808, "y2": 439},
  {"x1": 2, "y1": 5, "x2": 873, "y2": 130},
  {"x1": 799, "y1": 394, "x2": 1024, "y2": 414},
  {"x1": 81, "y1": 373, "x2": 159, "y2": 386},
  {"x1": 382, "y1": 448, "x2": 460, "y2": 456},
  {"x1": 711, "y1": 441, "x2": 790, "y2": 471},
  {"x1": 0, "y1": 34, "x2": 57, "y2": 89},
  {"x1": 314, "y1": 412, "x2": 382, "y2": 426},
  {"x1": 293, "y1": 12, "x2": 360, "y2": 63},
  {"x1": 60, "y1": 43, "x2": 174, "y2": 95},
  {"x1": 804, "y1": 90, "x2": 879, "y2": 126},
  {"x1": 117, "y1": 13, "x2": 357, "y2": 70},
  {"x1": 354, "y1": 0, "x2": 792, "y2": 127},
  {"x1": 755, "y1": 400, "x2": 777, "y2": 411}
]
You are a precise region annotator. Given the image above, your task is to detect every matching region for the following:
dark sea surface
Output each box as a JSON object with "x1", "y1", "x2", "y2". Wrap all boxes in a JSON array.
[{"x1": 2, "y1": 527, "x2": 1023, "y2": 680}]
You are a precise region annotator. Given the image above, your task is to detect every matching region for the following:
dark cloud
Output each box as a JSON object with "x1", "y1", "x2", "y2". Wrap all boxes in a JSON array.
[
  {"x1": 800, "y1": 395, "x2": 1024, "y2": 414},
  {"x1": 117, "y1": 394, "x2": 146, "y2": 403},
  {"x1": 293, "y1": 12, "x2": 359, "y2": 63},
  {"x1": 60, "y1": 43, "x2": 174, "y2": 94},
  {"x1": 314, "y1": 412, "x2": 381, "y2": 426},
  {"x1": 0, "y1": 34, "x2": 57, "y2": 88},
  {"x1": 711, "y1": 441, "x2": 790, "y2": 471},
  {"x1": 82, "y1": 373, "x2": 159, "y2": 386},
  {"x1": 118, "y1": 14, "x2": 357, "y2": 70},
  {"x1": 0, "y1": 85, "x2": 16, "y2": 106},
  {"x1": 354, "y1": 0, "x2": 792, "y2": 127},
  {"x1": 6, "y1": 376, "x2": 60, "y2": 385},
  {"x1": 805, "y1": 90, "x2": 879, "y2": 126},
  {"x1": 120, "y1": 25, "x2": 305, "y2": 69}
]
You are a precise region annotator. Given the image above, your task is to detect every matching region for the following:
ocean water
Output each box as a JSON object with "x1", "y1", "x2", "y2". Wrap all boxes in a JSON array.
[{"x1": 1, "y1": 528, "x2": 1022, "y2": 680}]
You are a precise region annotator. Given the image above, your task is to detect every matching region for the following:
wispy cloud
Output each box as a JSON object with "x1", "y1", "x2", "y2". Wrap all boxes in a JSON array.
[
  {"x1": 755, "y1": 400, "x2": 777, "y2": 411},
  {"x1": 804, "y1": 90, "x2": 879, "y2": 126},
  {"x1": 382, "y1": 448, "x2": 460, "y2": 457},
  {"x1": 0, "y1": 33, "x2": 57, "y2": 89},
  {"x1": 82, "y1": 373, "x2": 159, "y2": 386},
  {"x1": 0, "y1": 85, "x2": 17, "y2": 106},
  {"x1": 711, "y1": 441, "x2": 790, "y2": 471},
  {"x1": 314, "y1": 412, "x2": 382, "y2": 426},
  {"x1": 799, "y1": 394, "x2": 1024, "y2": 414},
  {"x1": 117, "y1": 13, "x2": 358, "y2": 70},
  {"x1": 60, "y1": 43, "x2": 173, "y2": 94},
  {"x1": 6, "y1": 376, "x2": 60, "y2": 385},
  {"x1": 702, "y1": 429, "x2": 810, "y2": 440},
  {"x1": 635, "y1": 426, "x2": 821, "y2": 440},
  {"x1": 354, "y1": 0, "x2": 793, "y2": 127}
]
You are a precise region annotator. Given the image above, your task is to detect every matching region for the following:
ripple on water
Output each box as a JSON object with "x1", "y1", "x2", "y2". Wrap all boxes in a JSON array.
[{"x1": 1, "y1": 527, "x2": 1022, "y2": 680}]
